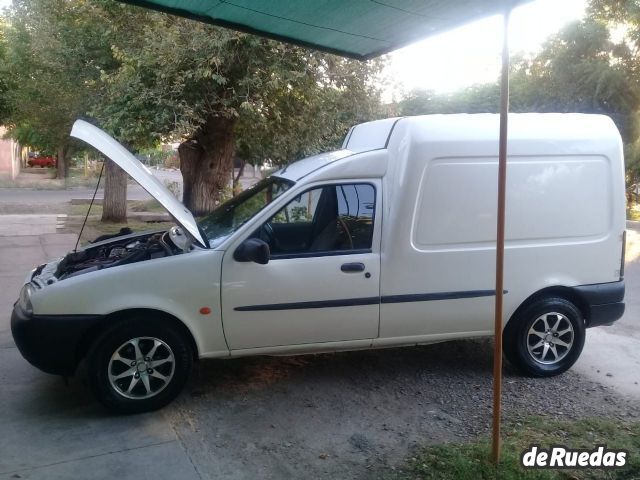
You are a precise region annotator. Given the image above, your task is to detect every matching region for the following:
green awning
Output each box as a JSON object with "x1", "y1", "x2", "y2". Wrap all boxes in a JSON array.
[{"x1": 120, "y1": 0, "x2": 530, "y2": 60}]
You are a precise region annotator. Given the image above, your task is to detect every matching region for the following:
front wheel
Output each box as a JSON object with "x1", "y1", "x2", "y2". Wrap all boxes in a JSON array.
[
  {"x1": 87, "y1": 318, "x2": 192, "y2": 413},
  {"x1": 503, "y1": 297, "x2": 585, "y2": 376}
]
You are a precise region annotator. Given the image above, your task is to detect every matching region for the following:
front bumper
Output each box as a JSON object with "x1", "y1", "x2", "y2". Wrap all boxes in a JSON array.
[
  {"x1": 11, "y1": 303, "x2": 102, "y2": 376},
  {"x1": 574, "y1": 280, "x2": 625, "y2": 328}
]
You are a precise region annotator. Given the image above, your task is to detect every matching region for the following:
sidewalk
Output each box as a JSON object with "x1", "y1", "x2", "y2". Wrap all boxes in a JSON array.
[{"x1": 0, "y1": 214, "x2": 66, "y2": 236}]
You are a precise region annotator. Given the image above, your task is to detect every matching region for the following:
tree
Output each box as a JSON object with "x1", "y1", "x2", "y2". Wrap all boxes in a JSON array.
[
  {"x1": 0, "y1": 19, "x2": 10, "y2": 125},
  {"x1": 94, "y1": 7, "x2": 384, "y2": 215},
  {"x1": 1, "y1": 0, "x2": 129, "y2": 220},
  {"x1": 398, "y1": 18, "x2": 640, "y2": 184},
  {"x1": 235, "y1": 55, "x2": 385, "y2": 168},
  {"x1": 102, "y1": 159, "x2": 127, "y2": 222},
  {"x1": 1, "y1": 0, "x2": 118, "y2": 179},
  {"x1": 399, "y1": 83, "x2": 500, "y2": 116},
  {"x1": 512, "y1": 19, "x2": 640, "y2": 183},
  {"x1": 588, "y1": 0, "x2": 640, "y2": 183},
  {"x1": 2, "y1": 1, "x2": 384, "y2": 219}
]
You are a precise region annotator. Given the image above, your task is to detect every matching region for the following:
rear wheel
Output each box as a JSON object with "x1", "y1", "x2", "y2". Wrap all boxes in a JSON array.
[
  {"x1": 503, "y1": 297, "x2": 585, "y2": 376},
  {"x1": 87, "y1": 317, "x2": 192, "y2": 413}
]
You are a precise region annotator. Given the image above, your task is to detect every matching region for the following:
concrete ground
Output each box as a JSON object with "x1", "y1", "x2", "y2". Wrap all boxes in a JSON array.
[
  {"x1": 0, "y1": 213, "x2": 638, "y2": 479},
  {"x1": 574, "y1": 222, "x2": 640, "y2": 398},
  {"x1": 0, "y1": 216, "x2": 201, "y2": 480}
]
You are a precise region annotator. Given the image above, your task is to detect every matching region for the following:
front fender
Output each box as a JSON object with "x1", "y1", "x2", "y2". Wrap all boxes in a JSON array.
[{"x1": 30, "y1": 249, "x2": 228, "y2": 357}]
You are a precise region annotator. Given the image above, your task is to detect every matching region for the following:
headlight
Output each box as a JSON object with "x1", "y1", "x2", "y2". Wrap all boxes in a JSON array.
[{"x1": 18, "y1": 284, "x2": 34, "y2": 316}]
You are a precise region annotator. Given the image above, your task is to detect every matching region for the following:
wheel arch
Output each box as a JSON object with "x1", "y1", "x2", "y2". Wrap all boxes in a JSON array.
[
  {"x1": 75, "y1": 308, "x2": 199, "y2": 367},
  {"x1": 506, "y1": 286, "x2": 590, "y2": 331}
]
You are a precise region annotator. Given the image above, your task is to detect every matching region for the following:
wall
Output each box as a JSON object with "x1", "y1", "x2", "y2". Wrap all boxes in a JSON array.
[{"x1": 0, "y1": 126, "x2": 21, "y2": 179}]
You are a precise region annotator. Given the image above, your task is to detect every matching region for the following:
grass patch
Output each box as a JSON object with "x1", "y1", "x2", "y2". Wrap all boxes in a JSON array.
[
  {"x1": 0, "y1": 171, "x2": 102, "y2": 189},
  {"x1": 129, "y1": 199, "x2": 165, "y2": 212},
  {"x1": 70, "y1": 203, "x2": 104, "y2": 217},
  {"x1": 73, "y1": 218, "x2": 175, "y2": 247},
  {"x1": 392, "y1": 417, "x2": 639, "y2": 480},
  {"x1": 64, "y1": 176, "x2": 104, "y2": 188},
  {"x1": 67, "y1": 204, "x2": 173, "y2": 245},
  {"x1": 70, "y1": 200, "x2": 166, "y2": 216},
  {"x1": 67, "y1": 199, "x2": 175, "y2": 246}
]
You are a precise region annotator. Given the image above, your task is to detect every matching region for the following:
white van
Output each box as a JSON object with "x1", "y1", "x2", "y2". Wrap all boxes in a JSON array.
[{"x1": 11, "y1": 114, "x2": 626, "y2": 413}]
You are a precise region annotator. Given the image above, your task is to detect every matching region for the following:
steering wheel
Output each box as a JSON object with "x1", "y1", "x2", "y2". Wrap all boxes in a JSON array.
[
  {"x1": 336, "y1": 217, "x2": 354, "y2": 250},
  {"x1": 261, "y1": 222, "x2": 280, "y2": 250}
]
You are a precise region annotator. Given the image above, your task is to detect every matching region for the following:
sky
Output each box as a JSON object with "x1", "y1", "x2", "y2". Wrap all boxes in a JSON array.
[
  {"x1": 0, "y1": 0, "x2": 588, "y2": 96},
  {"x1": 386, "y1": 0, "x2": 588, "y2": 97}
]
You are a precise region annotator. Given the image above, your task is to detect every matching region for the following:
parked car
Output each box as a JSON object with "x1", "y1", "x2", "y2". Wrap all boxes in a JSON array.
[
  {"x1": 27, "y1": 155, "x2": 56, "y2": 168},
  {"x1": 11, "y1": 115, "x2": 626, "y2": 413}
]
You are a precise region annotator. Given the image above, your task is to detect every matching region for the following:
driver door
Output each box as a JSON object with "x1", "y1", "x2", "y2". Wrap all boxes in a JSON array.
[{"x1": 220, "y1": 181, "x2": 381, "y2": 350}]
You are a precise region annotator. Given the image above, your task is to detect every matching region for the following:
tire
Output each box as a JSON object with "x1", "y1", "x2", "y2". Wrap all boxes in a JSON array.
[
  {"x1": 87, "y1": 317, "x2": 192, "y2": 413},
  {"x1": 503, "y1": 297, "x2": 585, "y2": 377}
]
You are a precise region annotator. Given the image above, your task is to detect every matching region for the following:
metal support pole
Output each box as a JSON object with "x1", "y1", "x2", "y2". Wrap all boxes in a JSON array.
[{"x1": 491, "y1": 9, "x2": 511, "y2": 466}]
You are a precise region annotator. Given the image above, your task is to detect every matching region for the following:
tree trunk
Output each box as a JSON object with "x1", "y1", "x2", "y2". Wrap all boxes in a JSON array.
[
  {"x1": 102, "y1": 158, "x2": 127, "y2": 222},
  {"x1": 233, "y1": 159, "x2": 246, "y2": 195},
  {"x1": 56, "y1": 144, "x2": 67, "y2": 179},
  {"x1": 179, "y1": 116, "x2": 236, "y2": 216}
]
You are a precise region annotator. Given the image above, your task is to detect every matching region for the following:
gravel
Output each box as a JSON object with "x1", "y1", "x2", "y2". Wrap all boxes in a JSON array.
[{"x1": 163, "y1": 338, "x2": 639, "y2": 480}]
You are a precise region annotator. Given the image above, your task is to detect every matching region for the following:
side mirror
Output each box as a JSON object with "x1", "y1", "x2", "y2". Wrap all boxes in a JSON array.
[{"x1": 234, "y1": 238, "x2": 270, "y2": 264}]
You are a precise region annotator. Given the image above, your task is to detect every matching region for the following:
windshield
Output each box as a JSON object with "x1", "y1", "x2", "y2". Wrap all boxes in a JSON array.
[{"x1": 198, "y1": 176, "x2": 293, "y2": 248}]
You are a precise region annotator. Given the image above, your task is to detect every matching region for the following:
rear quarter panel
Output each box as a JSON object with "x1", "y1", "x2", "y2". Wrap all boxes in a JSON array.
[{"x1": 379, "y1": 116, "x2": 625, "y2": 339}]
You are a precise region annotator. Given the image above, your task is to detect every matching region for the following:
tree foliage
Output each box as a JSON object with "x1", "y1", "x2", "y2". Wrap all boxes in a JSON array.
[
  {"x1": 91, "y1": 7, "x2": 384, "y2": 213},
  {"x1": 0, "y1": 1, "x2": 384, "y2": 215},
  {"x1": 0, "y1": 0, "x2": 118, "y2": 178},
  {"x1": 588, "y1": 0, "x2": 640, "y2": 182},
  {"x1": 0, "y1": 18, "x2": 10, "y2": 126},
  {"x1": 398, "y1": 12, "x2": 640, "y2": 184}
]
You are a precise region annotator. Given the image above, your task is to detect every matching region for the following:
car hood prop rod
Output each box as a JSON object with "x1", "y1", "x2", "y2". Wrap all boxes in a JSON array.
[{"x1": 74, "y1": 161, "x2": 105, "y2": 252}]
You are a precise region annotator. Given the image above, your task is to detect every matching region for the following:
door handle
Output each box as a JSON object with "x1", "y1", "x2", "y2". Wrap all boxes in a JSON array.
[{"x1": 341, "y1": 262, "x2": 365, "y2": 273}]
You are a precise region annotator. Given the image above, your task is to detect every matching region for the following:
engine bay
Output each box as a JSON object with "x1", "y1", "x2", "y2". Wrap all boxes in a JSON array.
[{"x1": 44, "y1": 227, "x2": 192, "y2": 283}]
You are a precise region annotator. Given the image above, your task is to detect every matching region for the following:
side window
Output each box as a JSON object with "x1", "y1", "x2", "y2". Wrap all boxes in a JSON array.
[
  {"x1": 255, "y1": 183, "x2": 376, "y2": 257},
  {"x1": 336, "y1": 184, "x2": 375, "y2": 249},
  {"x1": 271, "y1": 188, "x2": 320, "y2": 224}
]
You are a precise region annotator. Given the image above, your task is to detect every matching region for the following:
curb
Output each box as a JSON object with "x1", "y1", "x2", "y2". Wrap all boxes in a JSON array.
[{"x1": 56, "y1": 214, "x2": 67, "y2": 231}]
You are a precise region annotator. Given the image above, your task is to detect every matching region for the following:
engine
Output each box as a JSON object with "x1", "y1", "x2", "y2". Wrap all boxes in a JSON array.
[{"x1": 54, "y1": 227, "x2": 190, "y2": 281}]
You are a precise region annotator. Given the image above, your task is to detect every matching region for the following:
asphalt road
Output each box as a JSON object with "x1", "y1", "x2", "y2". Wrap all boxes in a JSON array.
[{"x1": 0, "y1": 214, "x2": 637, "y2": 479}]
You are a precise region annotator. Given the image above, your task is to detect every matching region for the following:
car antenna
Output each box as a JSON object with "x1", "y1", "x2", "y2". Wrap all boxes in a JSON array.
[{"x1": 74, "y1": 160, "x2": 105, "y2": 252}]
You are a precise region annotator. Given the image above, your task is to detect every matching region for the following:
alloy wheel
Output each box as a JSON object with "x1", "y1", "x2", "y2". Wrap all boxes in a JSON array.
[
  {"x1": 107, "y1": 337, "x2": 175, "y2": 400},
  {"x1": 526, "y1": 312, "x2": 574, "y2": 365}
]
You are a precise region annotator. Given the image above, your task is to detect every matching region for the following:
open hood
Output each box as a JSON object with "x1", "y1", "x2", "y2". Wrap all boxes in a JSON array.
[{"x1": 70, "y1": 120, "x2": 207, "y2": 248}]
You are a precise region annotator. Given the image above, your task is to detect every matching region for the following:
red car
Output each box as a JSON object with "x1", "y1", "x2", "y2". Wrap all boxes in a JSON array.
[{"x1": 27, "y1": 156, "x2": 56, "y2": 168}]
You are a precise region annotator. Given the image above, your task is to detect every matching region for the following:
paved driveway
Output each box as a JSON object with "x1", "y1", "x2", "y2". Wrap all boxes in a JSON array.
[
  {"x1": 0, "y1": 216, "x2": 200, "y2": 480},
  {"x1": 574, "y1": 223, "x2": 640, "y2": 398}
]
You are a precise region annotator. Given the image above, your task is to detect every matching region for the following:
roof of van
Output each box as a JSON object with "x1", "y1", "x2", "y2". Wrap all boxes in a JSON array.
[
  {"x1": 356, "y1": 113, "x2": 620, "y2": 149},
  {"x1": 274, "y1": 113, "x2": 621, "y2": 182}
]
